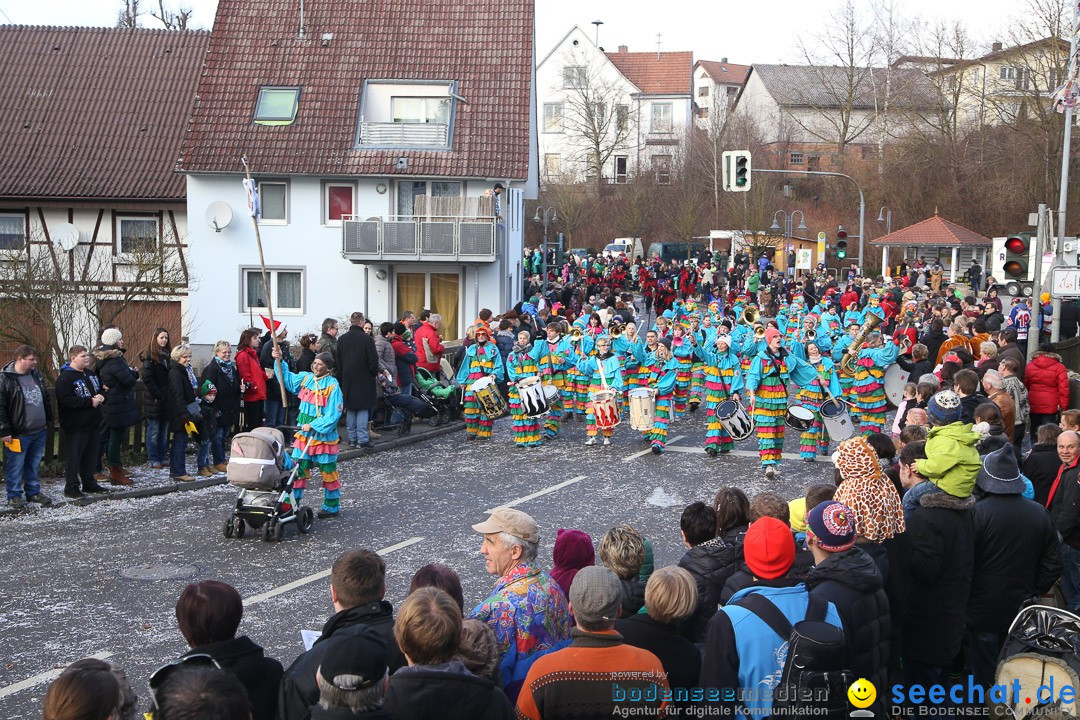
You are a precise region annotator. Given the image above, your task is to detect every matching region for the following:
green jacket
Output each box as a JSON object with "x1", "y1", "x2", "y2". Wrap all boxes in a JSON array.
[
  {"x1": 747, "y1": 274, "x2": 760, "y2": 293},
  {"x1": 916, "y1": 422, "x2": 981, "y2": 498}
]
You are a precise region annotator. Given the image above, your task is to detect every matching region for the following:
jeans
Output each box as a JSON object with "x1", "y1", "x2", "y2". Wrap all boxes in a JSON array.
[
  {"x1": 145, "y1": 418, "x2": 169, "y2": 465},
  {"x1": 4, "y1": 428, "x2": 47, "y2": 499},
  {"x1": 197, "y1": 438, "x2": 210, "y2": 470},
  {"x1": 965, "y1": 629, "x2": 1005, "y2": 690},
  {"x1": 169, "y1": 432, "x2": 189, "y2": 477},
  {"x1": 210, "y1": 427, "x2": 226, "y2": 465},
  {"x1": 65, "y1": 428, "x2": 100, "y2": 491},
  {"x1": 346, "y1": 409, "x2": 369, "y2": 444},
  {"x1": 263, "y1": 397, "x2": 286, "y2": 429},
  {"x1": 1060, "y1": 543, "x2": 1080, "y2": 613}
]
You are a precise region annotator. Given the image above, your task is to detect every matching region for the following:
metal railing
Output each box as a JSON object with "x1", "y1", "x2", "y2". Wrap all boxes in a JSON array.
[
  {"x1": 342, "y1": 215, "x2": 497, "y2": 261},
  {"x1": 358, "y1": 122, "x2": 449, "y2": 147}
]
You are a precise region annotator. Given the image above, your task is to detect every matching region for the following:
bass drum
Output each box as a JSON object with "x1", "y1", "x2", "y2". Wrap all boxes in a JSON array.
[
  {"x1": 628, "y1": 387, "x2": 656, "y2": 431},
  {"x1": 716, "y1": 399, "x2": 754, "y2": 441},
  {"x1": 820, "y1": 398, "x2": 854, "y2": 442},
  {"x1": 884, "y1": 363, "x2": 910, "y2": 408},
  {"x1": 468, "y1": 375, "x2": 506, "y2": 418},
  {"x1": 785, "y1": 405, "x2": 816, "y2": 431}
]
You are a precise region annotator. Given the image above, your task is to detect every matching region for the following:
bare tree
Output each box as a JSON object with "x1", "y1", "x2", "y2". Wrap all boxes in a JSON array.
[
  {"x1": 116, "y1": 0, "x2": 140, "y2": 28},
  {"x1": 540, "y1": 179, "x2": 594, "y2": 247},
  {"x1": 149, "y1": 0, "x2": 194, "y2": 30},
  {"x1": 612, "y1": 176, "x2": 655, "y2": 242}
]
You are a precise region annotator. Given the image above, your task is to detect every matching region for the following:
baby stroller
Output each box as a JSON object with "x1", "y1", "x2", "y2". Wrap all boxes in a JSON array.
[
  {"x1": 222, "y1": 426, "x2": 314, "y2": 542},
  {"x1": 415, "y1": 366, "x2": 459, "y2": 426},
  {"x1": 376, "y1": 371, "x2": 439, "y2": 436},
  {"x1": 992, "y1": 604, "x2": 1080, "y2": 717}
]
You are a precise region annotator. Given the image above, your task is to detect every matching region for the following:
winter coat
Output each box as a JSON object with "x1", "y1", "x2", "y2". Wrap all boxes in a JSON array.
[
  {"x1": 805, "y1": 547, "x2": 890, "y2": 695},
  {"x1": 987, "y1": 389, "x2": 1016, "y2": 440},
  {"x1": 1025, "y1": 351, "x2": 1070, "y2": 415},
  {"x1": 677, "y1": 534, "x2": 744, "y2": 642},
  {"x1": 920, "y1": 327, "x2": 947, "y2": 365},
  {"x1": 0, "y1": 361, "x2": 52, "y2": 437},
  {"x1": 385, "y1": 661, "x2": 514, "y2": 720},
  {"x1": 1004, "y1": 375, "x2": 1031, "y2": 426},
  {"x1": 336, "y1": 326, "x2": 380, "y2": 411},
  {"x1": 860, "y1": 538, "x2": 907, "y2": 670},
  {"x1": 201, "y1": 358, "x2": 241, "y2": 434},
  {"x1": 897, "y1": 355, "x2": 933, "y2": 383},
  {"x1": 619, "y1": 576, "x2": 647, "y2": 616},
  {"x1": 260, "y1": 338, "x2": 292, "y2": 400},
  {"x1": 138, "y1": 350, "x2": 170, "y2": 420},
  {"x1": 391, "y1": 336, "x2": 418, "y2": 387},
  {"x1": 915, "y1": 422, "x2": 982, "y2": 498},
  {"x1": 968, "y1": 494, "x2": 1061, "y2": 634},
  {"x1": 54, "y1": 364, "x2": 102, "y2": 433},
  {"x1": 166, "y1": 363, "x2": 199, "y2": 434},
  {"x1": 901, "y1": 487, "x2": 975, "y2": 667},
  {"x1": 414, "y1": 322, "x2": 446, "y2": 373},
  {"x1": 277, "y1": 602, "x2": 406, "y2": 720},
  {"x1": 615, "y1": 613, "x2": 702, "y2": 692},
  {"x1": 720, "y1": 541, "x2": 816, "y2": 605},
  {"x1": 184, "y1": 636, "x2": 283, "y2": 720},
  {"x1": 457, "y1": 618, "x2": 502, "y2": 685},
  {"x1": 236, "y1": 345, "x2": 266, "y2": 402},
  {"x1": 1024, "y1": 443, "x2": 1063, "y2": 506},
  {"x1": 374, "y1": 334, "x2": 397, "y2": 382},
  {"x1": 94, "y1": 346, "x2": 140, "y2": 428},
  {"x1": 297, "y1": 348, "x2": 315, "y2": 373},
  {"x1": 1046, "y1": 458, "x2": 1080, "y2": 546}
]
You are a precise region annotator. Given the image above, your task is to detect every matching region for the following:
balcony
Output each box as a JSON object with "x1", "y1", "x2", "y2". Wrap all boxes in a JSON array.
[
  {"x1": 358, "y1": 122, "x2": 449, "y2": 148},
  {"x1": 342, "y1": 215, "x2": 498, "y2": 262}
]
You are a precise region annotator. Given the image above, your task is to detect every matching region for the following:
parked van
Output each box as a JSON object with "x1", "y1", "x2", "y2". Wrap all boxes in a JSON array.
[
  {"x1": 647, "y1": 242, "x2": 707, "y2": 263},
  {"x1": 602, "y1": 237, "x2": 643, "y2": 259}
]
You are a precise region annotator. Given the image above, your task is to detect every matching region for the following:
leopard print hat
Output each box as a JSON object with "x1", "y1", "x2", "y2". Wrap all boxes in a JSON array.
[{"x1": 833, "y1": 436, "x2": 906, "y2": 542}]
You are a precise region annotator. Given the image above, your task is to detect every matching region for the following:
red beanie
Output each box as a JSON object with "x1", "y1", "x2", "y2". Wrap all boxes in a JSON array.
[
  {"x1": 743, "y1": 517, "x2": 795, "y2": 580},
  {"x1": 765, "y1": 327, "x2": 781, "y2": 345},
  {"x1": 551, "y1": 528, "x2": 595, "y2": 597}
]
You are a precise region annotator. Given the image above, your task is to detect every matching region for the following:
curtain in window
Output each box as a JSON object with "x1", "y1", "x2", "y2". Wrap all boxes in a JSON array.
[
  {"x1": 246, "y1": 271, "x2": 266, "y2": 308},
  {"x1": 396, "y1": 273, "x2": 426, "y2": 322},
  {"x1": 260, "y1": 183, "x2": 287, "y2": 220},
  {"x1": 430, "y1": 273, "x2": 460, "y2": 340},
  {"x1": 328, "y1": 186, "x2": 354, "y2": 221},
  {"x1": 277, "y1": 271, "x2": 302, "y2": 309},
  {"x1": 432, "y1": 182, "x2": 461, "y2": 197}
]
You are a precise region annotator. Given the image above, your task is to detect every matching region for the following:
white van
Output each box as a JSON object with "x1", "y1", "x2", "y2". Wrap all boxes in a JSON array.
[{"x1": 602, "y1": 237, "x2": 643, "y2": 259}]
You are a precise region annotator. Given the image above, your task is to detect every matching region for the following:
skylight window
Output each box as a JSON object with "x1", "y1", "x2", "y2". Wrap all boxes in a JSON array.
[{"x1": 254, "y1": 87, "x2": 301, "y2": 125}]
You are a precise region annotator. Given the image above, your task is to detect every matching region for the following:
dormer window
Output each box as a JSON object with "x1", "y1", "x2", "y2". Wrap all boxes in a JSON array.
[
  {"x1": 254, "y1": 86, "x2": 300, "y2": 125},
  {"x1": 357, "y1": 80, "x2": 457, "y2": 150}
]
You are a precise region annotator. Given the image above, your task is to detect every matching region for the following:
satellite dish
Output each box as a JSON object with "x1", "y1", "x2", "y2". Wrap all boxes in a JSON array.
[
  {"x1": 206, "y1": 201, "x2": 234, "y2": 233},
  {"x1": 52, "y1": 223, "x2": 80, "y2": 252}
]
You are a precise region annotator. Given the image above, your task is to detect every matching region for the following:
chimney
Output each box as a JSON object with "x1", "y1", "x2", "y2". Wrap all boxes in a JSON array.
[
  {"x1": 991, "y1": 41, "x2": 1002, "y2": 53},
  {"x1": 618, "y1": 45, "x2": 628, "y2": 53},
  {"x1": 720, "y1": 57, "x2": 728, "y2": 63}
]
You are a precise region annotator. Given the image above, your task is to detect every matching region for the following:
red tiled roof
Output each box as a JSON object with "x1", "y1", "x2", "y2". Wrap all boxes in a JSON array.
[
  {"x1": 606, "y1": 50, "x2": 693, "y2": 95},
  {"x1": 0, "y1": 26, "x2": 209, "y2": 201},
  {"x1": 696, "y1": 60, "x2": 750, "y2": 86},
  {"x1": 178, "y1": 0, "x2": 534, "y2": 179},
  {"x1": 870, "y1": 215, "x2": 992, "y2": 247}
]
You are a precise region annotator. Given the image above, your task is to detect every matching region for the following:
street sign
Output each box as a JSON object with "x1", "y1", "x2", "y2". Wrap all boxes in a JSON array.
[
  {"x1": 1050, "y1": 267, "x2": 1080, "y2": 298},
  {"x1": 817, "y1": 231, "x2": 826, "y2": 241},
  {"x1": 796, "y1": 248, "x2": 813, "y2": 270}
]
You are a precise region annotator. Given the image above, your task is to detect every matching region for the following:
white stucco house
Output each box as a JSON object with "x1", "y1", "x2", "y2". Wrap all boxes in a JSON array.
[
  {"x1": 693, "y1": 59, "x2": 750, "y2": 129},
  {"x1": 176, "y1": 0, "x2": 537, "y2": 346},
  {"x1": 536, "y1": 26, "x2": 692, "y2": 185}
]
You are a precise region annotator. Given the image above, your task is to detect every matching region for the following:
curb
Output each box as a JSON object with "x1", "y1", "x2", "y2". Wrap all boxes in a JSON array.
[{"x1": 0, "y1": 421, "x2": 464, "y2": 517}]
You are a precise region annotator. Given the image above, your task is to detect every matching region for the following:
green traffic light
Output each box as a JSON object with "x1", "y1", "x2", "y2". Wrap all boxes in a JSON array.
[
  {"x1": 837, "y1": 250, "x2": 847, "y2": 259},
  {"x1": 735, "y1": 159, "x2": 748, "y2": 187}
]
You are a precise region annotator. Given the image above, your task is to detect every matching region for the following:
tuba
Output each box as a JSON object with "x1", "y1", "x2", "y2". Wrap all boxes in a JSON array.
[
  {"x1": 840, "y1": 313, "x2": 883, "y2": 375},
  {"x1": 742, "y1": 307, "x2": 760, "y2": 326},
  {"x1": 609, "y1": 322, "x2": 625, "y2": 338}
]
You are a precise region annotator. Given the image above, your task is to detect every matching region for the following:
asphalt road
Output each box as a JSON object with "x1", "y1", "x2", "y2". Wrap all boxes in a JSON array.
[{"x1": 0, "y1": 407, "x2": 850, "y2": 719}]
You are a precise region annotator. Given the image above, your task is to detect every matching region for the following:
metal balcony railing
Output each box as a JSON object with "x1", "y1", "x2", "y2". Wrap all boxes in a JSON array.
[
  {"x1": 342, "y1": 215, "x2": 497, "y2": 262},
  {"x1": 358, "y1": 122, "x2": 449, "y2": 147}
]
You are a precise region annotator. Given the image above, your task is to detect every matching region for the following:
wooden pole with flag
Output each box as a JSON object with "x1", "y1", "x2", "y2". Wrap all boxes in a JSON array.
[{"x1": 241, "y1": 156, "x2": 288, "y2": 411}]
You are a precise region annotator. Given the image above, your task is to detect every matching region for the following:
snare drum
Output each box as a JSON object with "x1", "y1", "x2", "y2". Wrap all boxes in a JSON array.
[
  {"x1": 468, "y1": 376, "x2": 506, "y2": 418},
  {"x1": 716, "y1": 399, "x2": 754, "y2": 441},
  {"x1": 516, "y1": 376, "x2": 550, "y2": 418},
  {"x1": 819, "y1": 398, "x2": 854, "y2": 441},
  {"x1": 628, "y1": 387, "x2": 656, "y2": 431},
  {"x1": 591, "y1": 389, "x2": 621, "y2": 430},
  {"x1": 785, "y1": 405, "x2": 816, "y2": 431}
]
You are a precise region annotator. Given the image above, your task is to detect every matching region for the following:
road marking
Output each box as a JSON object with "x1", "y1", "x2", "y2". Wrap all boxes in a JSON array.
[
  {"x1": 243, "y1": 536, "x2": 424, "y2": 607},
  {"x1": 662, "y1": 446, "x2": 821, "y2": 461},
  {"x1": 487, "y1": 476, "x2": 586, "y2": 512},
  {"x1": 622, "y1": 435, "x2": 685, "y2": 462},
  {"x1": 0, "y1": 651, "x2": 114, "y2": 700}
]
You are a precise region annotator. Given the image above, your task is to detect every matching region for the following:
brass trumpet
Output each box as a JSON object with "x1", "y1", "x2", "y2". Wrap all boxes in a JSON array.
[
  {"x1": 742, "y1": 307, "x2": 760, "y2": 325},
  {"x1": 839, "y1": 313, "x2": 883, "y2": 375},
  {"x1": 610, "y1": 322, "x2": 625, "y2": 339},
  {"x1": 569, "y1": 327, "x2": 584, "y2": 342},
  {"x1": 754, "y1": 324, "x2": 766, "y2": 340},
  {"x1": 805, "y1": 329, "x2": 817, "y2": 342}
]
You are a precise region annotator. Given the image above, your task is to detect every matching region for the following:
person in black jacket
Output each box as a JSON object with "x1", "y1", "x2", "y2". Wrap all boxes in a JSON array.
[
  {"x1": 1046, "y1": 431, "x2": 1080, "y2": 612},
  {"x1": 919, "y1": 319, "x2": 947, "y2": 366},
  {"x1": 311, "y1": 629, "x2": 395, "y2": 720},
  {"x1": 1024, "y1": 424, "x2": 1063, "y2": 506},
  {"x1": 166, "y1": 345, "x2": 202, "y2": 483},
  {"x1": 94, "y1": 328, "x2": 139, "y2": 485},
  {"x1": 676, "y1": 502, "x2": 737, "y2": 641},
  {"x1": 0, "y1": 345, "x2": 54, "y2": 508},
  {"x1": 896, "y1": 343, "x2": 934, "y2": 384},
  {"x1": 201, "y1": 341, "x2": 241, "y2": 472},
  {"x1": 278, "y1": 549, "x2": 406, "y2": 720},
  {"x1": 139, "y1": 328, "x2": 172, "y2": 469},
  {"x1": 336, "y1": 312, "x2": 380, "y2": 450},
  {"x1": 967, "y1": 445, "x2": 1062, "y2": 689},
  {"x1": 804, "y1": 501, "x2": 890, "y2": 713},
  {"x1": 385, "y1": 587, "x2": 513, "y2": 720},
  {"x1": 55, "y1": 346, "x2": 108, "y2": 498},
  {"x1": 175, "y1": 580, "x2": 283, "y2": 720}
]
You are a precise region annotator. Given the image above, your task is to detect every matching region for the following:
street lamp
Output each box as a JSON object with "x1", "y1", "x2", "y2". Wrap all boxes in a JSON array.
[
  {"x1": 533, "y1": 206, "x2": 557, "y2": 291},
  {"x1": 769, "y1": 210, "x2": 807, "y2": 276},
  {"x1": 877, "y1": 206, "x2": 892, "y2": 235},
  {"x1": 877, "y1": 206, "x2": 893, "y2": 278}
]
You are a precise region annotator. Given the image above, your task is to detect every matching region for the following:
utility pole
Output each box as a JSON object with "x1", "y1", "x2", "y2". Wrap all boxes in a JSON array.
[
  {"x1": 1053, "y1": 3, "x2": 1079, "y2": 343},
  {"x1": 1028, "y1": 203, "x2": 1048, "y2": 359}
]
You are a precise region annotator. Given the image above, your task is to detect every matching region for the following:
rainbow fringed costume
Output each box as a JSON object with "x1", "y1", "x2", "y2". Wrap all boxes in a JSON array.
[
  {"x1": 455, "y1": 341, "x2": 506, "y2": 439},
  {"x1": 695, "y1": 342, "x2": 744, "y2": 455},
  {"x1": 746, "y1": 350, "x2": 789, "y2": 468},
  {"x1": 795, "y1": 356, "x2": 842, "y2": 460},
  {"x1": 574, "y1": 352, "x2": 623, "y2": 439},
  {"x1": 275, "y1": 360, "x2": 343, "y2": 515},
  {"x1": 506, "y1": 343, "x2": 546, "y2": 447},
  {"x1": 852, "y1": 342, "x2": 900, "y2": 434},
  {"x1": 540, "y1": 336, "x2": 573, "y2": 437}
]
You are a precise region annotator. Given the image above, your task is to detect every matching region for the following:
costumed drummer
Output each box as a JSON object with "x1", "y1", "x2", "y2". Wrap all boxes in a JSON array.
[
  {"x1": 456, "y1": 325, "x2": 506, "y2": 441},
  {"x1": 632, "y1": 337, "x2": 678, "y2": 454},
  {"x1": 575, "y1": 335, "x2": 623, "y2": 447},
  {"x1": 271, "y1": 348, "x2": 344, "y2": 519},
  {"x1": 506, "y1": 330, "x2": 547, "y2": 449},
  {"x1": 849, "y1": 331, "x2": 900, "y2": 435},
  {"x1": 540, "y1": 321, "x2": 572, "y2": 439},
  {"x1": 790, "y1": 341, "x2": 842, "y2": 462},
  {"x1": 671, "y1": 324, "x2": 694, "y2": 418},
  {"x1": 694, "y1": 330, "x2": 744, "y2": 457}
]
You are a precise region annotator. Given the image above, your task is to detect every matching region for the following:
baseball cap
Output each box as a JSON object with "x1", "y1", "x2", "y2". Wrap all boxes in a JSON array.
[
  {"x1": 471, "y1": 508, "x2": 540, "y2": 544},
  {"x1": 569, "y1": 565, "x2": 622, "y2": 623},
  {"x1": 317, "y1": 625, "x2": 388, "y2": 690},
  {"x1": 743, "y1": 517, "x2": 795, "y2": 580}
]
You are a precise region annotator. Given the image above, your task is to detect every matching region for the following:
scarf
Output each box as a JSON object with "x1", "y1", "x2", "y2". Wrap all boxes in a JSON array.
[
  {"x1": 185, "y1": 365, "x2": 198, "y2": 392},
  {"x1": 512, "y1": 342, "x2": 531, "y2": 355},
  {"x1": 215, "y1": 356, "x2": 236, "y2": 382}
]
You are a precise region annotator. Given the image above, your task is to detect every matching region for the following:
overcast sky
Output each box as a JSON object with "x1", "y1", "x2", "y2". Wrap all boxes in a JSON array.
[{"x1": 0, "y1": 0, "x2": 1040, "y2": 64}]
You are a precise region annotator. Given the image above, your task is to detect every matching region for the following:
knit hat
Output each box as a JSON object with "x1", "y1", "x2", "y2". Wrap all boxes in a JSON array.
[
  {"x1": 551, "y1": 528, "x2": 595, "y2": 597},
  {"x1": 199, "y1": 380, "x2": 217, "y2": 397},
  {"x1": 569, "y1": 566, "x2": 622, "y2": 623},
  {"x1": 976, "y1": 443, "x2": 1024, "y2": 495},
  {"x1": 315, "y1": 352, "x2": 334, "y2": 370},
  {"x1": 100, "y1": 328, "x2": 122, "y2": 346},
  {"x1": 317, "y1": 625, "x2": 388, "y2": 690},
  {"x1": 833, "y1": 436, "x2": 906, "y2": 541},
  {"x1": 806, "y1": 501, "x2": 857, "y2": 552},
  {"x1": 927, "y1": 390, "x2": 963, "y2": 426},
  {"x1": 743, "y1": 517, "x2": 795, "y2": 580},
  {"x1": 765, "y1": 327, "x2": 781, "y2": 345}
]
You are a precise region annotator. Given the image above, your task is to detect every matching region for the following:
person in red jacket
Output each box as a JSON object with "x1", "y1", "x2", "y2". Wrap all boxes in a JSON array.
[
  {"x1": 414, "y1": 314, "x2": 446, "y2": 375},
  {"x1": 236, "y1": 328, "x2": 266, "y2": 431},
  {"x1": 1025, "y1": 346, "x2": 1071, "y2": 445}
]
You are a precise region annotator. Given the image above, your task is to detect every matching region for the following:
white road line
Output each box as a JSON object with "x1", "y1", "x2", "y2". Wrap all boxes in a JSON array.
[
  {"x1": 0, "y1": 651, "x2": 114, "y2": 699},
  {"x1": 487, "y1": 476, "x2": 586, "y2": 512},
  {"x1": 662, "y1": 446, "x2": 821, "y2": 462},
  {"x1": 622, "y1": 435, "x2": 686, "y2": 462},
  {"x1": 243, "y1": 536, "x2": 425, "y2": 607}
]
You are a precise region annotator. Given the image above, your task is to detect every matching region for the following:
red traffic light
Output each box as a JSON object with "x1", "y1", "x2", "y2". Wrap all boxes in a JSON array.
[
  {"x1": 836, "y1": 226, "x2": 848, "y2": 240},
  {"x1": 1005, "y1": 236, "x2": 1027, "y2": 254},
  {"x1": 1003, "y1": 260, "x2": 1026, "y2": 278}
]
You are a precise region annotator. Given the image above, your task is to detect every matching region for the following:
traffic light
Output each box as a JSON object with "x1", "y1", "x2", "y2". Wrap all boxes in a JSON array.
[
  {"x1": 554, "y1": 232, "x2": 566, "y2": 266},
  {"x1": 721, "y1": 150, "x2": 752, "y2": 192},
  {"x1": 836, "y1": 225, "x2": 848, "y2": 259},
  {"x1": 1002, "y1": 234, "x2": 1029, "y2": 279}
]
